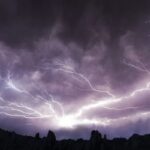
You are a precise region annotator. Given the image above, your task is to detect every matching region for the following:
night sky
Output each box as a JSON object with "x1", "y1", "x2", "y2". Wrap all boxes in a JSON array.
[{"x1": 0, "y1": 0, "x2": 150, "y2": 139}]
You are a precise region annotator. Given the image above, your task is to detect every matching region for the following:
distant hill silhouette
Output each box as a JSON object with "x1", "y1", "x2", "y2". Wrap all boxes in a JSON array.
[{"x1": 0, "y1": 128, "x2": 150, "y2": 150}]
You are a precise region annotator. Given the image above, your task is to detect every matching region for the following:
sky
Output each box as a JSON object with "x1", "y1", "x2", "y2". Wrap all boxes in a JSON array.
[{"x1": 0, "y1": 0, "x2": 150, "y2": 139}]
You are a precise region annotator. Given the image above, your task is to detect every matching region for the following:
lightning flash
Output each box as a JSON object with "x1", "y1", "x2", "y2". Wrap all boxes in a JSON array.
[{"x1": 0, "y1": 58, "x2": 150, "y2": 130}]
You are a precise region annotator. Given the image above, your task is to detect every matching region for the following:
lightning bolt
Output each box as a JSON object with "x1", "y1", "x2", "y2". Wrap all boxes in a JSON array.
[
  {"x1": 0, "y1": 72, "x2": 64, "y2": 121},
  {"x1": 0, "y1": 59, "x2": 150, "y2": 130},
  {"x1": 54, "y1": 60, "x2": 115, "y2": 98},
  {"x1": 6, "y1": 72, "x2": 29, "y2": 94},
  {"x1": 36, "y1": 60, "x2": 150, "y2": 128},
  {"x1": 123, "y1": 59, "x2": 150, "y2": 74}
]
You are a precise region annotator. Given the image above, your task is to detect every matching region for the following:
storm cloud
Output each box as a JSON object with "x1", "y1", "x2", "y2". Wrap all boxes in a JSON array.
[{"x1": 0, "y1": 0, "x2": 150, "y2": 139}]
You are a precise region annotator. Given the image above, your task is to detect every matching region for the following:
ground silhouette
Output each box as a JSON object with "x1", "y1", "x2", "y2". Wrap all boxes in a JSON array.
[{"x1": 0, "y1": 128, "x2": 150, "y2": 150}]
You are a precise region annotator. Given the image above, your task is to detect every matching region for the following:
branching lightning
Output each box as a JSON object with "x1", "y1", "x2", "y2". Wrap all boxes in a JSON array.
[
  {"x1": 123, "y1": 59, "x2": 150, "y2": 74},
  {"x1": 0, "y1": 72, "x2": 64, "y2": 120},
  {"x1": 54, "y1": 60, "x2": 115, "y2": 98},
  {"x1": 0, "y1": 59, "x2": 150, "y2": 130},
  {"x1": 6, "y1": 72, "x2": 29, "y2": 94}
]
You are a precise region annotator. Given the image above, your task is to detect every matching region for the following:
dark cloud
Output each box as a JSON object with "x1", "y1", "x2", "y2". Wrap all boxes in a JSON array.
[{"x1": 0, "y1": 0, "x2": 149, "y2": 47}]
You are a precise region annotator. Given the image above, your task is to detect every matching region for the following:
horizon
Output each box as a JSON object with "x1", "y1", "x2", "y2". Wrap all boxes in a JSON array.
[{"x1": 0, "y1": 127, "x2": 148, "y2": 141}]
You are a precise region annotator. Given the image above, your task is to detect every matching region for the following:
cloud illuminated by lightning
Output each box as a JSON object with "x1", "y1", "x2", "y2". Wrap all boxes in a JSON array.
[{"x1": 0, "y1": 58, "x2": 150, "y2": 131}]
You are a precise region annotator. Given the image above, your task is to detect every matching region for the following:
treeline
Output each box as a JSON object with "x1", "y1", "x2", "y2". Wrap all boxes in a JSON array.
[{"x1": 0, "y1": 128, "x2": 150, "y2": 150}]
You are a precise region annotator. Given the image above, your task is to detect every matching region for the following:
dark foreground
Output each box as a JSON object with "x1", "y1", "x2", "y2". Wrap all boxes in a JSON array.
[{"x1": 0, "y1": 128, "x2": 150, "y2": 150}]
